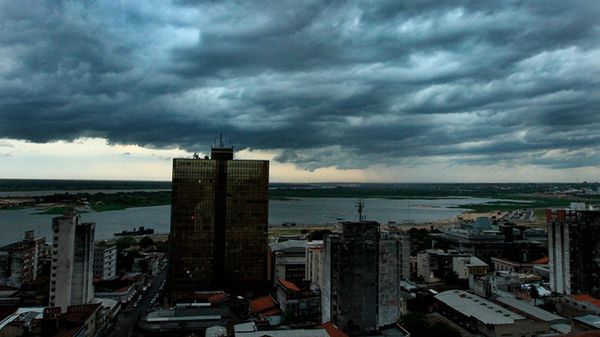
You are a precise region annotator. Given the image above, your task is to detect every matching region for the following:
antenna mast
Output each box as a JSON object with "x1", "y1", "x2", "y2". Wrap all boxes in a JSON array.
[{"x1": 356, "y1": 199, "x2": 365, "y2": 221}]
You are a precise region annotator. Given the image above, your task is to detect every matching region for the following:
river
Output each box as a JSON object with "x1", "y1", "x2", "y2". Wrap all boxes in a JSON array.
[{"x1": 0, "y1": 197, "x2": 500, "y2": 245}]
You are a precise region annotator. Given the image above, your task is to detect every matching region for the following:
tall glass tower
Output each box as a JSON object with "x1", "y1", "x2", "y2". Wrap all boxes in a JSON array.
[{"x1": 168, "y1": 143, "x2": 269, "y2": 301}]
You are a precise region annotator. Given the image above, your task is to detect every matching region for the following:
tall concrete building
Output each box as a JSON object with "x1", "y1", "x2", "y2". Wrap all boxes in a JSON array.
[
  {"x1": 322, "y1": 222, "x2": 410, "y2": 335},
  {"x1": 0, "y1": 231, "x2": 46, "y2": 288},
  {"x1": 169, "y1": 143, "x2": 269, "y2": 300},
  {"x1": 547, "y1": 207, "x2": 600, "y2": 297},
  {"x1": 50, "y1": 214, "x2": 95, "y2": 311}
]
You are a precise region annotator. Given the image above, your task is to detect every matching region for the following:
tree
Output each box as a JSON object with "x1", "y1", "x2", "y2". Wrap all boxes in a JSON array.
[
  {"x1": 116, "y1": 236, "x2": 137, "y2": 250},
  {"x1": 139, "y1": 236, "x2": 155, "y2": 249}
]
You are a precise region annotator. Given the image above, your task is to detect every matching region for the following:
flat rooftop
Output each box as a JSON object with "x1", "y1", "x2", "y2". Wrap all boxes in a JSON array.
[
  {"x1": 574, "y1": 315, "x2": 600, "y2": 329},
  {"x1": 145, "y1": 307, "x2": 230, "y2": 322},
  {"x1": 496, "y1": 293, "x2": 565, "y2": 322},
  {"x1": 235, "y1": 329, "x2": 330, "y2": 337},
  {"x1": 436, "y1": 290, "x2": 524, "y2": 325}
]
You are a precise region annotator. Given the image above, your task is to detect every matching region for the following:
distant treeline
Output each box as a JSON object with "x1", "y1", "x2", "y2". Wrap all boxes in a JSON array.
[
  {"x1": 31, "y1": 191, "x2": 172, "y2": 212},
  {"x1": 269, "y1": 183, "x2": 600, "y2": 199},
  {"x1": 3, "y1": 181, "x2": 600, "y2": 213},
  {"x1": 0, "y1": 179, "x2": 171, "y2": 191},
  {"x1": 2, "y1": 179, "x2": 598, "y2": 195}
]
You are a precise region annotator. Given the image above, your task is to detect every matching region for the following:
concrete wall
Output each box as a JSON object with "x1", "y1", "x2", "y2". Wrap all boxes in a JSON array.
[
  {"x1": 72, "y1": 222, "x2": 95, "y2": 305},
  {"x1": 50, "y1": 215, "x2": 77, "y2": 310},
  {"x1": 549, "y1": 220, "x2": 570, "y2": 295},
  {"x1": 321, "y1": 236, "x2": 332, "y2": 324},
  {"x1": 94, "y1": 245, "x2": 117, "y2": 280},
  {"x1": 50, "y1": 215, "x2": 95, "y2": 311},
  {"x1": 305, "y1": 246, "x2": 324, "y2": 289},
  {"x1": 417, "y1": 252, "x2": 431, "y2": 282},
  {"x1": 377, "y1": 234, "x2": 407, "y2": 328}
]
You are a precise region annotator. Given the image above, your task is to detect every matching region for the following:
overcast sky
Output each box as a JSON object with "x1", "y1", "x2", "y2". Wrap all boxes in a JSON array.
[{"x1": 1, "y1": 1, "x2": 600, "y2": 182}]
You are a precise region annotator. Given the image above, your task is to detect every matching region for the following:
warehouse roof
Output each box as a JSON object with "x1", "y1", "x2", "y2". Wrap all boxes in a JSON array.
[
  {"x1": 496, "y1": 294, "x2": 565, "y2": 322},
  {"x1": 435, "y1": 290, "x2": 524, "y2": 325},
  {"x1": 574, "y1": 315, "x2": 600, "y2": 329}
]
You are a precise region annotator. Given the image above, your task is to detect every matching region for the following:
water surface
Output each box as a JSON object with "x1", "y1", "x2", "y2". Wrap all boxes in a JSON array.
[{"x1": 0, "y1": 197, "x2": 500, "y2": 245}]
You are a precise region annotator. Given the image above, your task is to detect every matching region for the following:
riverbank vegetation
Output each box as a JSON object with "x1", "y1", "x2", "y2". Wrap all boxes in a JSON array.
[{"x1": 2, "y1": 182, "x2": 599, "y2": 214}]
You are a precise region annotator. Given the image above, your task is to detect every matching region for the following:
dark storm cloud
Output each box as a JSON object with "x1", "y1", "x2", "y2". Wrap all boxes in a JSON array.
[{"x1": 1, "y1": 0, "x2": 600, "y2": 171}]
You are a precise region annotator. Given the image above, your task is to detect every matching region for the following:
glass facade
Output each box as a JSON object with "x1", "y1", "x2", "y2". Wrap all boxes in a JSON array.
[{"x1": 169, "y1": 149, "x2": 269, "y2": 300}]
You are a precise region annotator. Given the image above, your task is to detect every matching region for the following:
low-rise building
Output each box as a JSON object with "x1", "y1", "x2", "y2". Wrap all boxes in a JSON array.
[
  {"x1": 233, "y1": 321, "x2": 330, "y2": 337},
  {"x1": 0, "y1": 304, "x2": 102, "y2": 337},
  {"x1": 132, "y1": 252, "x2": 166, "y2": 276},
  {"x1": 94, "y1": 272, "x2": 145, "y2": 304},
  {"x1": 92, "y1": 298, "x2": 120, "y2": 334},
  {"x1": 139, "y1": 304, "x2": 234, "y2": 335},
  {"x1": 470, "y1": 271, "x2": 546, "y2": 299},
  {"x1": 492, "y1": 257, "x2": 534, "y2": 274},
  {"x1": 93, "y1": 243, "x2": 117, "y2": 280},
  {"x1": 269, "y1": 240, "x2": 323, "y2": 284},
  {"x1": 495, "y1": 292, "x2": 569, "y2": 334},
  {"x1": 249, "y1": 295, "x2": 282, "y2": 326},
  {"x1": 417, "y1": 249, "x2": 469, "y2": 283},
  {"x1": 0, "y1": 307, "x2": 44, "y2": 337},
  {"x1": 566, "y1": 295, "x2": 600, "y2": 315},
  {"x1": 435, "y1": 290, "x2": 551, "y2": 337},
  {"x1": 433, "y1": 226, "x2": 544, "y2": 263},
  {"x1": 275, "y1": 279, "x2": 320, "y2": 323},
  {"x1": 231, "y1": 321, "x2": 349, "y2": 337},
  {"x1": 573, "y1": 315, "x2": 600, "y2": 332},
  {"x1": 453, "y1": 256, "x2": 488, "y2": 280}
]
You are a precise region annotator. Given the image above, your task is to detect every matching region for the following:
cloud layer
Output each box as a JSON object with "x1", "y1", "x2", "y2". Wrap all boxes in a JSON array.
[{"x1": 1, "y1": 0, "x2": 600, "y2": 173}]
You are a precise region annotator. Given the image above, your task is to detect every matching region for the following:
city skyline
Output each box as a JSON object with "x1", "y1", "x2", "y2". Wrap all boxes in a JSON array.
[{"x1": 1, "y1": 1, "x2": 600, "y2": 183}]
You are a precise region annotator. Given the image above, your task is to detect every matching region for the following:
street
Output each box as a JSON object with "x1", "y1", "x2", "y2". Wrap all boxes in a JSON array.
[{"x1": 105, "y1": 269, "x2": 167, "y2": 337}]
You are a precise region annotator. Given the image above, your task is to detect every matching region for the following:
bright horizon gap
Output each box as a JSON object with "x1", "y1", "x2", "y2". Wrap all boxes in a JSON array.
[
  {"x1": 2, "y1": 137, "x2": 600, "y2": 183},
  {"x1": 0, "y1": 177, "x2": 596, "y2": 184}
]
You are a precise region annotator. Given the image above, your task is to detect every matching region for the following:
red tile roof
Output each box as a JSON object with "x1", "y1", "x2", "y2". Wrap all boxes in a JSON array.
[
  {"x1": 278, "y1": 279, "x2": 300, "y2": 292},
  {"x1": 319, "y1": 322, "x2": 349, "y2": 337},
  {"x1": 572, "y1": 294, "x2": 600, "y2": 309},
  {"x1": 532, "y1": 256, "x2": 549, "y2": 264},
  {"x1": 249, "y1": 295, "x2": 279, "y2": 314}
]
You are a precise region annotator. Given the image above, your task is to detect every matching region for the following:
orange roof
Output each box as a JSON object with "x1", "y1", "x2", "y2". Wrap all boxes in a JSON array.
[
  {"x1": 249, "y1": 295, "x2": 278, "y2": 314},
  {"x1": 208, "y1": 293, "x2": 228, "y2": 304},
  {"x1": 261, "y1": 307, "x2": 282, "y2": 317},
  {"x1": 278, "y1": 279, "x2": 300, "y2": 292},
  {"x1": 319, "y1": 322, "x2": 349, "y2": 337},
  {"x1": 572, "y1": 294, "x2": 600, "y2": 309},
  {"x1": 532, "y1": 256, "x2": 549, "y2": 264}
]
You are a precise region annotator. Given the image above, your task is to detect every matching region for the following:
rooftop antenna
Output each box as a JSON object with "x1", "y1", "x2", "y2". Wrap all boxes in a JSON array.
[
  {"x1": 356, "y1": 199, "x2": 365, "y2": 221},
  {"x1": 219, "y1": 127, "x2": 224, "y2": 148}
]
